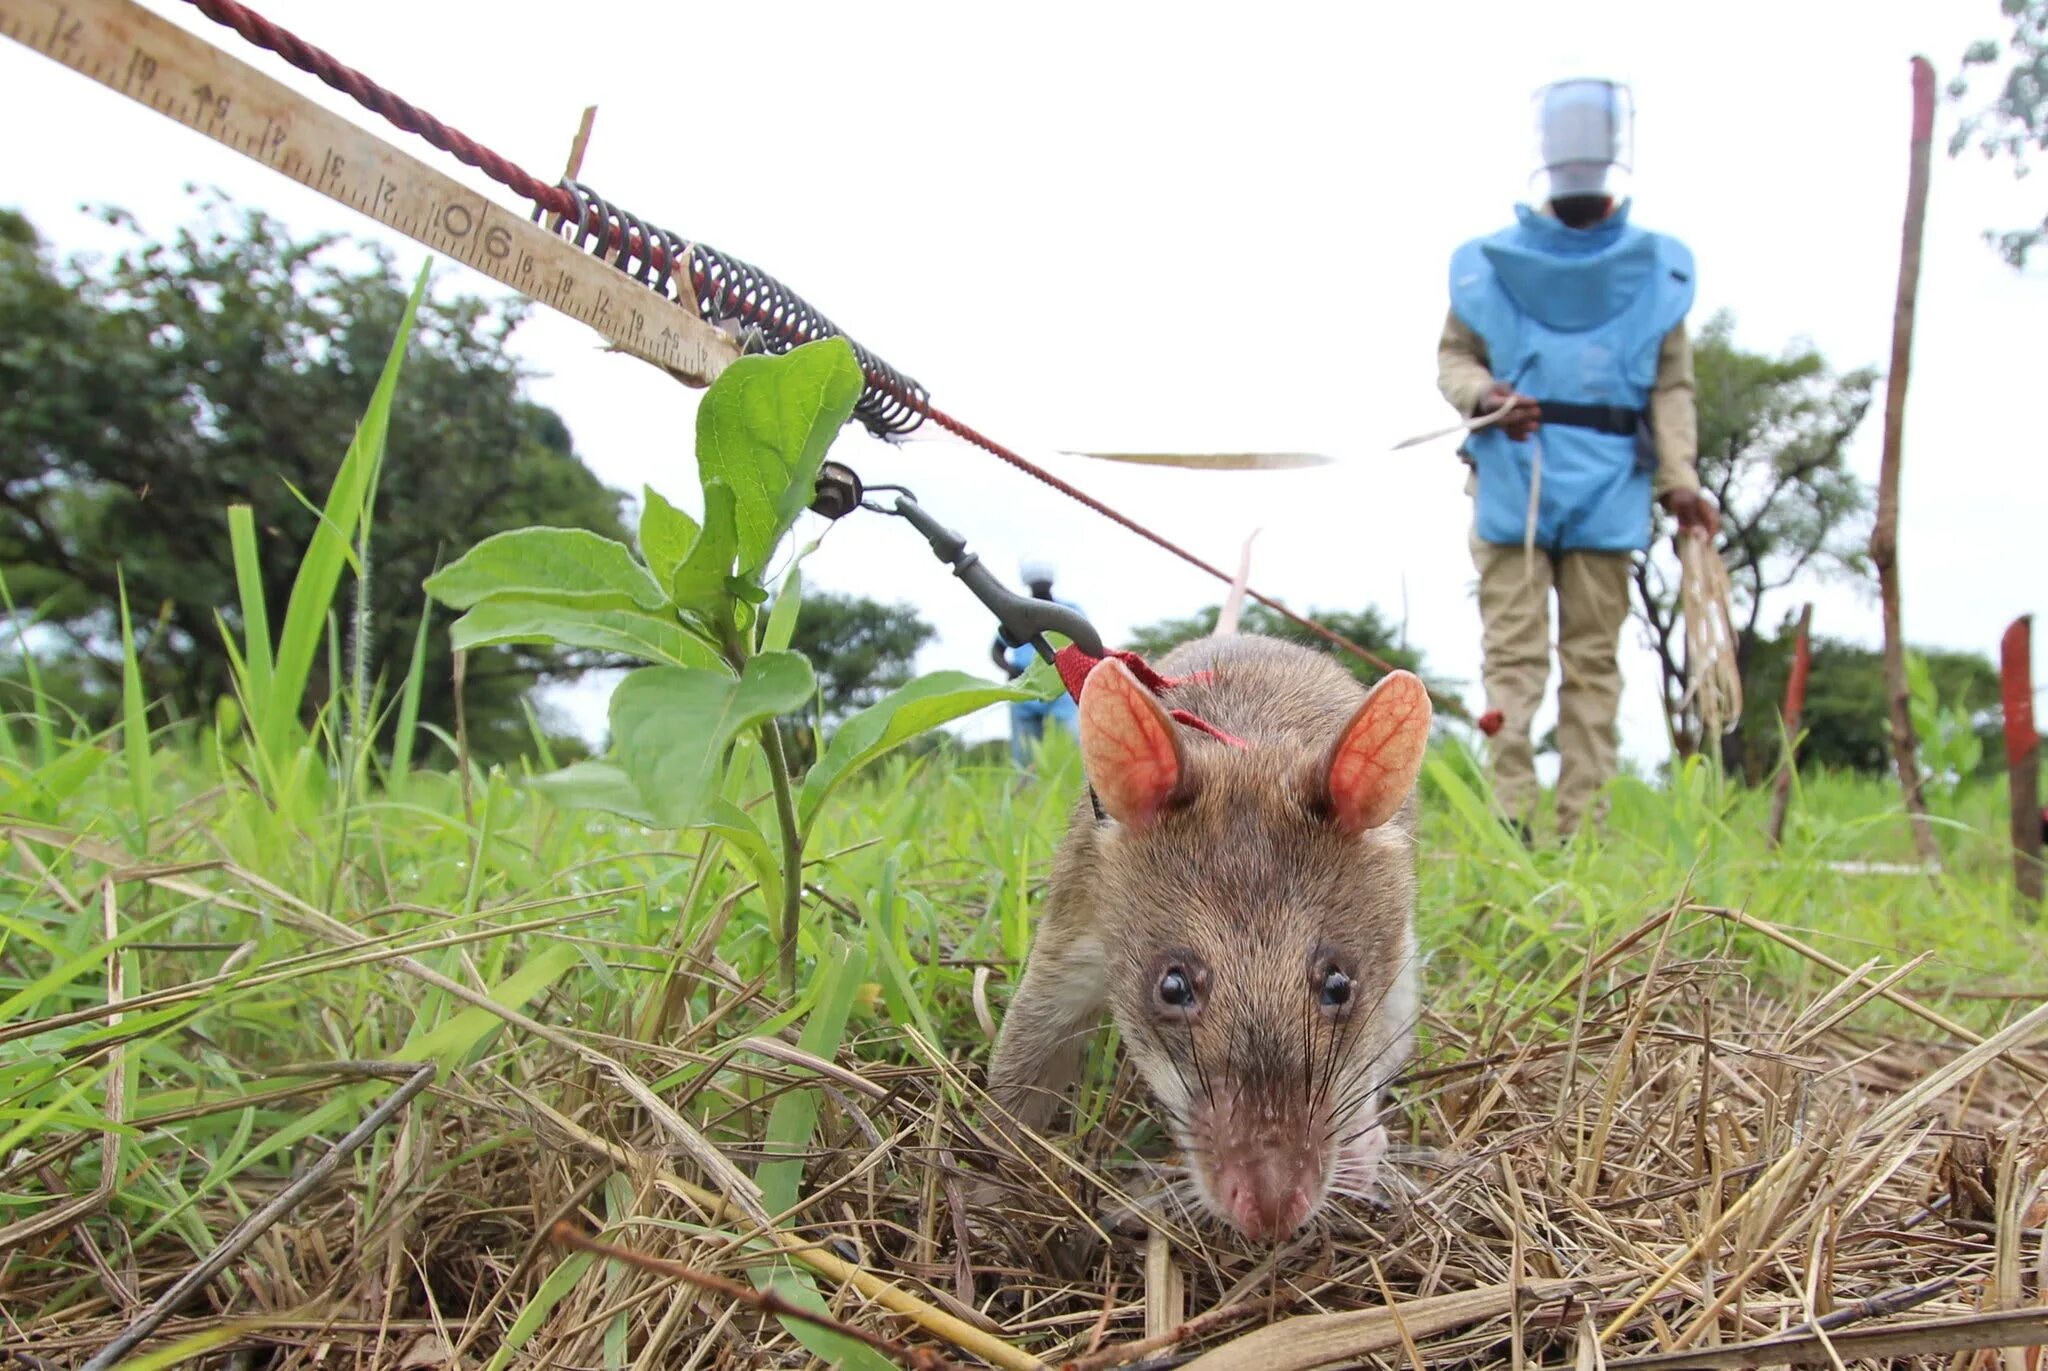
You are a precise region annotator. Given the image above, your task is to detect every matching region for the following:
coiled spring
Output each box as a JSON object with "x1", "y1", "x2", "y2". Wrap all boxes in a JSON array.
[{"x1": 537, "y1": 181, "x2": 928, "y2": 437}]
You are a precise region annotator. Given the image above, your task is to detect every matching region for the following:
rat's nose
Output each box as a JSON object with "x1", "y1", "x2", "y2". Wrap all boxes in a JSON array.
[{"x1": 1213, "y1": 1151, "x2": 1319, "y2": 1241}]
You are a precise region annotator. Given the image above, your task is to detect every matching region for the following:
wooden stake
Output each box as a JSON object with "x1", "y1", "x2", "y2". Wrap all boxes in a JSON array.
[
  {"x1": 1869, "y1": 57, "x2": 1941, "y2": 867},
  {"x1": 547, "y1": 105, "x2": 598, "y2": 233},
  {"x1": 2002, "y1": 615, "x2": 2042, "y2": 917},
  {"x1": 1766, "y1": 603, "x2": 1813, "y2": 848},
  {"x1": 562, "y1": 105, "x2": 599, "y2": 182}
]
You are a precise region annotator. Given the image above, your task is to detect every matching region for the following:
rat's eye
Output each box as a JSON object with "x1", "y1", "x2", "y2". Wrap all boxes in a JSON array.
[
  {"x1": 1319, "y1": 967, "x2": 1353, "y2": 1010},
  {"x1": 1157, "y1": 966, "x2": 1196, "y2": 1011}
]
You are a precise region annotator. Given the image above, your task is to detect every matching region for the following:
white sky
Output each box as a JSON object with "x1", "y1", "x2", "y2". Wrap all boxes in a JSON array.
[{"x1": 3, "y1": 1, "x2": 2042, "y2": 765}]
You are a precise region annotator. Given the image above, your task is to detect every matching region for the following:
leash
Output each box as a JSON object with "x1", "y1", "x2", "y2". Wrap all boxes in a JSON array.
[
  {"x1": 1389, "y1": 396, "x2": 1517, "y2": 451},
  {"x1": 1392, "y1": 397, "x2": 1546, "y2": 579},
  {"x1": 0, "y1": 0, "x2": 1430, "y2": 704},
  {"x1": 807, "y1": 463, "x2": 1247, "y2": 752}
]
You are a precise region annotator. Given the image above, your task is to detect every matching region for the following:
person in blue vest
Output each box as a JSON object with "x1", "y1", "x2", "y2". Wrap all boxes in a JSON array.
[
  {"x1": 1437, "y1": 77, "x2": 1719, "y2": 840},
  {"x1": 991, "y1": 559, "x2": 1083, "y2": 766}
]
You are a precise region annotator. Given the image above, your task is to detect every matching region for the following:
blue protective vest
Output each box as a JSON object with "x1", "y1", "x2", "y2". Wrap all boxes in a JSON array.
[{"x1": 1450, "y1": 200, "x2": 1695, "y2": 553}]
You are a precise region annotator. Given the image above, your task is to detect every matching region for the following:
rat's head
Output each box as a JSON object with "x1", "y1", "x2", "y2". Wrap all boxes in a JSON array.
[{"x1": 1077, "y1": 660, "x2": 1430, "y2": 1242}]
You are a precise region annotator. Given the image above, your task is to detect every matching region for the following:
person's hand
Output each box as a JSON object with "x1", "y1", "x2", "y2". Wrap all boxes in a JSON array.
[
  {"x1": 1479, "y1": 382, "x2": 1542, "y2": 441},
  {"x1": 1663, "y1": 487, "x2": 1720, "y2": 539}
]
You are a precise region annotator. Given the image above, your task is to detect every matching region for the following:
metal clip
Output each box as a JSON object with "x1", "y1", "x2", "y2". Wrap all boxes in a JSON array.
[{"x1": 806, "y1": 463, "x2": 1104, "y2": 662}]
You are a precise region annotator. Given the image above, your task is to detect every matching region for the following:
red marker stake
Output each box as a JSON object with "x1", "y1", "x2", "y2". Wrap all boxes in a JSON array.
[{"x1": 2001, "y1": 616, "x2": 2041, "y2": 917}]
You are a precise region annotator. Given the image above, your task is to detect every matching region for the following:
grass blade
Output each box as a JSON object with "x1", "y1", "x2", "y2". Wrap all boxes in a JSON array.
[
  {"x1": 260, "y1": 261, "x2": 429, "y2": 764},
  {"x1": 115, "y1": 568, "x2": 153, "y2": 846}
]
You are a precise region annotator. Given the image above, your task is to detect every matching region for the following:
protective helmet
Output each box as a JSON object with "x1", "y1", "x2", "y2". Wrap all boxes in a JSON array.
[
  {"x1": 1532, "y1": 77, "x2": 1634, "y2": 204},
  {"x1": 1019, "y1": 559, "x2": 1056, "y2": 587}
]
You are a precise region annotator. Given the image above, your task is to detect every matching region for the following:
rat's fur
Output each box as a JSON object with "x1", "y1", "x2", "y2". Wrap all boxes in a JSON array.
[{"x1": 986, "y1": 634, "x2": 1424, "y2": 1240}]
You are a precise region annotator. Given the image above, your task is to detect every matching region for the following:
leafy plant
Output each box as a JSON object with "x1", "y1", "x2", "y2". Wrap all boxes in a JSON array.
[
  {"x1": 1907, "y1": 650, "x2": 1986, "y2": 800},
  {"x1": 0, "y1": 198, "x2": 629, "y2": 763},
  {"x1": 1948, "y1": 0, "x2": 2048, "y2": 268},
  {"x1": 424, "y1": 337, "x2": 1035, "y2": 990}
]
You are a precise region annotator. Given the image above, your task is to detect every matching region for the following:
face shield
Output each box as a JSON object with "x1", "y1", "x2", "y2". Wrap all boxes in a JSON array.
[{"x1": 1531, "y1": 78, "x2": 1634, "y2": 207}]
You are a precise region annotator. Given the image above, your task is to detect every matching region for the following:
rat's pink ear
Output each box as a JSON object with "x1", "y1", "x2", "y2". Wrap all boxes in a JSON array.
[
  {"x1": 1080, "y1": 659, "x2": 1185, "y2": 828},
  {"x1": 1325, "y1": 670, "x2": 1432, "y2": 835}
]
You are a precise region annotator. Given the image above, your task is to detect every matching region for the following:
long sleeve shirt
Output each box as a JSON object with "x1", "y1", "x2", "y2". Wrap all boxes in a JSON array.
[{"x1": 1434, "y1": 309, "x2": 1702, "y2": 499}]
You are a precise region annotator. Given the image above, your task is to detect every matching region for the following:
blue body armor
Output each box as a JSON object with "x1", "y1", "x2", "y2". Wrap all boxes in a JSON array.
[{"x1": 1451, "y1": 201, "x2": 1695, "y2": 553}]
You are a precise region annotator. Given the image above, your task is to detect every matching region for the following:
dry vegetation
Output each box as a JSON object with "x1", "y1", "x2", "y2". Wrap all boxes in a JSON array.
[
  {"x1": 4, "y1": 325, "x2": 2043, "y2": 1370},
  {"x1": 6, "y1": 807, "x2": 2046, "y2": 1370}
]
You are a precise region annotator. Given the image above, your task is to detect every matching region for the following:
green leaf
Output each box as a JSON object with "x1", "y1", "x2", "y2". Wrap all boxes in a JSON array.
[
  {"x1": 486, "y1": 1252, "x2": 596, "y2": 1371},
  {"x1": 226, "y1": 505, "x2": 273, "y2": 707},
  {"x1": 388, "y1": 602, "x2": 434, "y2": 782},
  {"x1": 760, "y1": 565, "x2": 804, "y2": 654},
  {"x1": 448, "y1": 598, "x2": 719, "y2": 670},
  {"x1": 695, "y1": 338, "x2": 863, "y2": 580},
  {"x1": 799, "y1": 671, "x2": 1037, "y2": 825},
  {"x1": 1013, "y1": 650, "x2": 1070, "y2": 701},
  {"x1": 670, "y1": 480, "x2": 739, "y2": 615},
  {"x1": 115, "y1": 568, "x2": 152, "y2": 845},
  {"x1": 610, "y1": 653, "x2": 816, "y2": 828},
  {"x1": 400, "y1": 942, "x2": 582, "y2": 1071},
  {"x1": 750, "y1": 935, "x2": 895, "y2": 1371},
  {"x1": 638, "y1": 484, "x2": 699, "y2": 589},
  {"x1": 1905, "y1": 651, "x2": 1937, "y2": 711},
  {"x1": 697, "y1": 798, "x2": 783, "y2": 914},
  {"x1": 261, "y1": 261, "x2": 427, "y2": 763},
  {"x1": 118, "y1": 1321, "x2": 277, "y2": 1371},
  {"x1": 425, "y1": 527, "x2": 667, "y2": 613},
  {"x1": 530, "y1": 760, "x2": 656, "y2": 824}
]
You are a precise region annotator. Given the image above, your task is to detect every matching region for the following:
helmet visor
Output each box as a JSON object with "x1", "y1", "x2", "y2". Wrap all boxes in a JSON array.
[{"x1": 1532, "y1": 79, "x2": 1635, "y2": 203}]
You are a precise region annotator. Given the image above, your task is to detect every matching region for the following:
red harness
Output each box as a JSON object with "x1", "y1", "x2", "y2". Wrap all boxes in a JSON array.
[{"x1": 1051, "y1": 645, "x2": 1249, "y2": 750}]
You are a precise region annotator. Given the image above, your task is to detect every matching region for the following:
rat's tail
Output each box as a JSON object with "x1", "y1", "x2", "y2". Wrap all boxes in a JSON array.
[{"x1": 1214, "y1": 529, "x2": 1259, "y2": 636}]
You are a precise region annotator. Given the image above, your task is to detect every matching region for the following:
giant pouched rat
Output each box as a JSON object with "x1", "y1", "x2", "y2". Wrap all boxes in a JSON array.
[{"x1": 984, "y1": 625, "x2": 1431, "y2": 1243}]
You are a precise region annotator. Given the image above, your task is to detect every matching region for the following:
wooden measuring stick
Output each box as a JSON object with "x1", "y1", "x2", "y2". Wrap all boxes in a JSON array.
[{"x1": 0, "y1": 0, "x2": 737, "y2": 386}]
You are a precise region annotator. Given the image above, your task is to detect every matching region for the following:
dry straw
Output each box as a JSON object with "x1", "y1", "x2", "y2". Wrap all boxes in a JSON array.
[{"x1": 9, "y1": 826, "x2": 2046, "y2": 1369}]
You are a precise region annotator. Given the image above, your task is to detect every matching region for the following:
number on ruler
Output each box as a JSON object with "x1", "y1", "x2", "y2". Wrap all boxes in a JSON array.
[{"x1": 191, "y1": 82, "x2": 229, "y2": 121}]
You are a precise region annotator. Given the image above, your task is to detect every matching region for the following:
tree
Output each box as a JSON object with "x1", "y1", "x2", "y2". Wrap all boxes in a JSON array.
[
  {"x1": 1632, "y1": 312, "x2": 1877, "y2": 775},
  {"x1": 0, "y1": 195, "x2": 630, "y2": 762},
  {"x1": 785, "y1": 590, "x2": 935, "y2": 722},
  {"x1": 1738, "y1": 619, "x2": 1999, "y2": 779},
  {"x1": 777, "y1": 590, "x2": 934, "y2": 764},
  {"x1": 1123, "y1": 602, "x2": 1431, "y2": 688},
  {"x1": 1949, "y1": 0, "x2": 2048, "y2": 268}
]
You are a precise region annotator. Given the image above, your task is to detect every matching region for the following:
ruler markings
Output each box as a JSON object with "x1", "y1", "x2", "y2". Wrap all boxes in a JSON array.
[{"x1": 0, "y1": 0, "x2": 736, "y2": 386}]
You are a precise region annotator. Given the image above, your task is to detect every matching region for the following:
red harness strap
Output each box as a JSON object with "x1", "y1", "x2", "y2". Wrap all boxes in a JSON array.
[{"x1": 1052, "y1": 645, "x2": 1248, "y2": 749}]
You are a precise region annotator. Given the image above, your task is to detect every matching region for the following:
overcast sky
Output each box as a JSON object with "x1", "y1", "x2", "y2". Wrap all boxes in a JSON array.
[{"x1": 4, "y1": 1, "x2": 2041, "y2": 766}]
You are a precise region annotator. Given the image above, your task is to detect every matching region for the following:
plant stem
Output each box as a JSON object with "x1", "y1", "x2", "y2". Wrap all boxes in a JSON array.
[
  {"x1": 722, "y1": 617, "x2": 806, "y2": 994},
  {"x1": 759, "y1": 719, "x2": 806, "y2": 993}
]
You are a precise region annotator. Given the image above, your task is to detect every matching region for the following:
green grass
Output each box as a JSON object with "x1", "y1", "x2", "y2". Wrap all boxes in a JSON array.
[
  {"x1": 4, "y1": 288, "x2": 2043, "y2": 1365},
  {"x1": 1, "y1": 638, "x2": 2042, "y2": 1359}
]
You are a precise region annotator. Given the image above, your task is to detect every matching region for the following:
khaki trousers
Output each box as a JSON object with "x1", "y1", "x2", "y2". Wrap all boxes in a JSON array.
[{"x1": 1470, "y1": 531, "x2": 1634, "y2": 835}]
